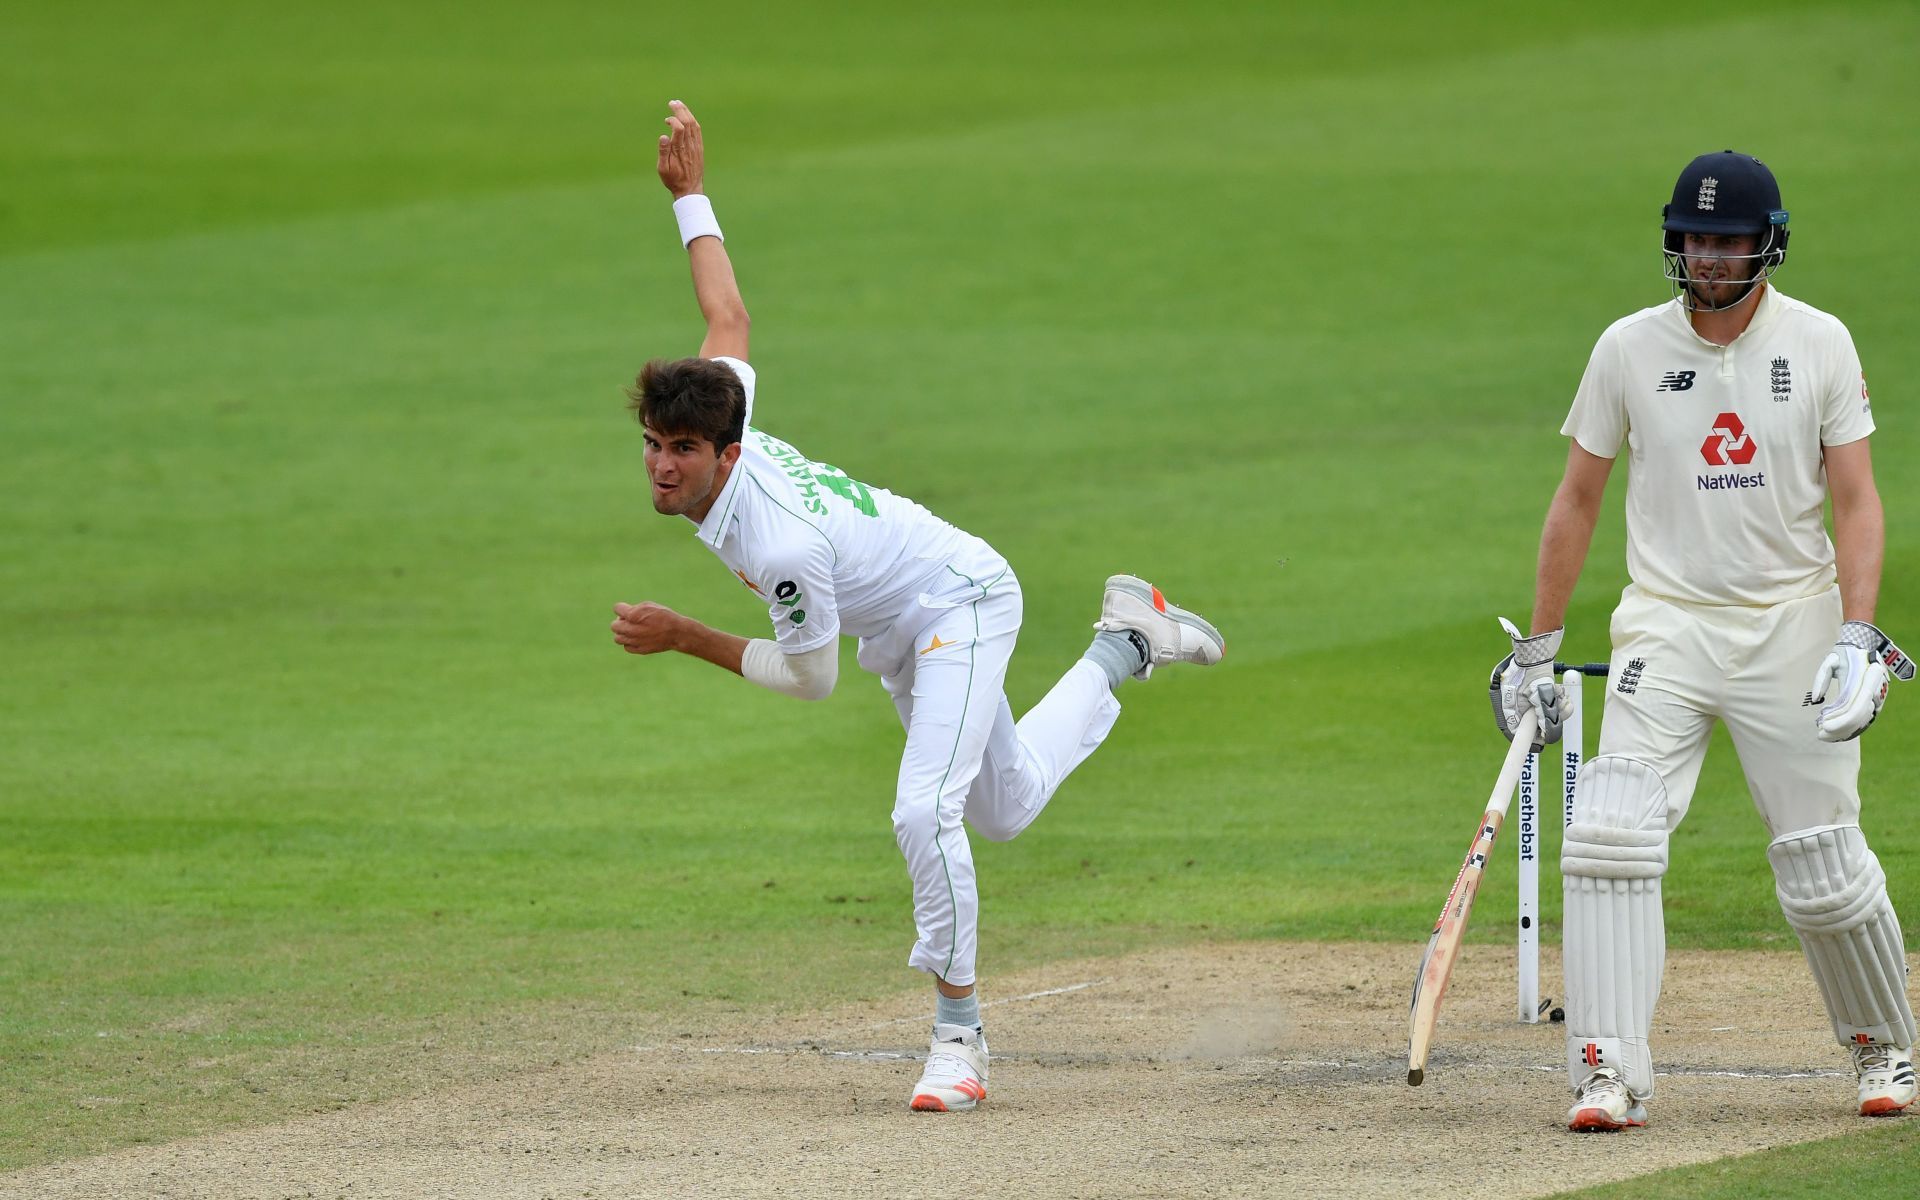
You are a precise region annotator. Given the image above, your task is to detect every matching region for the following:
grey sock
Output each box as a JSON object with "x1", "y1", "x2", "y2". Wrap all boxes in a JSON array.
[
  {"x1": 1083, "y1": 629, "x2": 1149, "y2": 688},
  {"x1": 936, "y1": 991, "x2": 981, "y2": 1031}
]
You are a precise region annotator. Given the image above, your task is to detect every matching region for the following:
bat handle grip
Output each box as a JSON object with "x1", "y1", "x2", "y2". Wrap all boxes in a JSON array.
[{"x1": 1554, "y1": 661, "x2": 1610, "y2": 677}]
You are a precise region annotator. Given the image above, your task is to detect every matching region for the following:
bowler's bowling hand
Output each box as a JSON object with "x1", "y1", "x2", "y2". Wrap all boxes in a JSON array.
[
  {"x1": 657, "y1": 100, "x2": 705, "y2": 199},
  {"x1": 612, "y1": 602, "x2": 685, "y2": 655}
]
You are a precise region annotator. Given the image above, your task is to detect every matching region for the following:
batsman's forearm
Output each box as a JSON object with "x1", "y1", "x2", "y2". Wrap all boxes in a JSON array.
[
  {"x1": 1832, "y1": 491, "x2": 1884, "y2": 624},
  {"x1": 673, "y1": 617, "x2": 748, "y2": 676},
  {"x1": 1530, "y1": 488, "x2": 1601, "y2": 635}
]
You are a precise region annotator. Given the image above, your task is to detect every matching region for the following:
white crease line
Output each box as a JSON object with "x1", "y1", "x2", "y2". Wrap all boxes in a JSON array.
[
  {"x1": 1657, "y1": 1067, "x2": 1850, "y2": 1080},
  {"x1": 1423, "y1": 1063, "x2": 1849, "y2": 1080},
  {"x1": 682, "y1": 1047, "x2": 918, "y2": 1062},
  {"x1": 631, "y1": 979, "x2": 1113, "y2": 1056},
  {"x1": 1228, "y1": 1058, "x2": 1851, "y2": 1081},
  {"x1": 635, "y1": 1043, "x2": 1852, "y2": 1081},
  {"x1": 862, "y1": 979, "x2": 1109, "y2": 1028},
  {"x1": 995, "y1": 979, "x2": 1108, "y2": 1005}
]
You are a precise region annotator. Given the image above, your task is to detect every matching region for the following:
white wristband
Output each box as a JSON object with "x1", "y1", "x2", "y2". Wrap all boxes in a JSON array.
[{"x1": 672, "y1": 194, "x2": 723, "y2": 248}]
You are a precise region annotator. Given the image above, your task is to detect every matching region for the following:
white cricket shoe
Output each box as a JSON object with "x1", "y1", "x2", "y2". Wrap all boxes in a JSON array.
[
  {"x1": 909, "y1": 1023, "x2": 989, "y2": 1112},
  {"x1": 1567, "y1": 1067, "x2": 1648, "y2": 1132},
  {"x1": 1852, "y1": 1042, "x2": 1917, "y2": 1116},
  {"x1": 1093, "y1": 575, "x2": 1225, "y2": 680}
]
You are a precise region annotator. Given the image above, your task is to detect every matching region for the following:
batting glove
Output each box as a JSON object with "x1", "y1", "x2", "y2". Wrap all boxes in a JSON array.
[
  {"x1": 1489, "y1": 617, "x2": 1565, "y2": 752},
  {"x1": 1810, "y1": 620, "x2": 1915, "y2": 742}
]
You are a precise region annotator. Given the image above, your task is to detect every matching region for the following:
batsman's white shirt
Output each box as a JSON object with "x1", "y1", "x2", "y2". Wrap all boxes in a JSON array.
[
  {"x1": 1561, "y1": 288, "x2": 1873, "y2": 606},
  {"x1": 693, "y1": 358, "x2": 981, "y2": 653}
]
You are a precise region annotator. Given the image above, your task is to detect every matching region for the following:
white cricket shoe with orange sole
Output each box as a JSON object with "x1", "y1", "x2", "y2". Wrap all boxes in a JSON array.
[
  {"x1": 1567, "y1": 1067, "x2": 1648, "y2": 1132},
  {"x1": 1094, "y1": 575, "x2": 1225, "y2": 680},
  {"x1": 909, "y1": 1023, "x2": 989, "y2": 1112},
  {"x1": 1853, "y1": 1043, "x2": 1918, "y2": 1116}
]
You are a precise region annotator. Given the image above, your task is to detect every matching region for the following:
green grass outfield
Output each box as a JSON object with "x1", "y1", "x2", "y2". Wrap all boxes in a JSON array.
[{"x1": 3, "y1": 0, "x2": 1917, "y2": 1187}]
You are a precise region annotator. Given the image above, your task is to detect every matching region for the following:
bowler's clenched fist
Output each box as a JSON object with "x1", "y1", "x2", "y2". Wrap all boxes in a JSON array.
[{"x1": 612, "y1": 601, "x2": 685, "y2": 655}]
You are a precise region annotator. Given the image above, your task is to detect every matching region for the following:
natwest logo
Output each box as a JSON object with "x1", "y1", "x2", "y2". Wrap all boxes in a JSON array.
[
  {"x1": 1697, "y1": 412, "x2": 1766, "y2": 492},
  {"x1": 1700, "y1": 412, "x2": 1757, "y2": 466}
]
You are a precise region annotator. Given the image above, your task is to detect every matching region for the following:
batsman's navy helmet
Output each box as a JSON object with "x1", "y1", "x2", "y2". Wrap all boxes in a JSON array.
[
  {"x1": 1660, "y1": 150, "x2": 1790, "y2": 309},
  {"x1": 1661, "y1": 150, "x2": 1789, "y2": 236}
]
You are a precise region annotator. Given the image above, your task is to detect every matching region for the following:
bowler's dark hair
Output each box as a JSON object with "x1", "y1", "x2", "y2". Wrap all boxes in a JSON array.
[{"x1": 626, "y1": 358, "x2": 746, "y2": 451}]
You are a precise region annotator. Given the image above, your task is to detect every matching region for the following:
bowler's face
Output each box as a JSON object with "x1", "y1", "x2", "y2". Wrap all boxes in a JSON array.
[{"x1": 642, "y1": 426, "x2": 723, "y2": 518}]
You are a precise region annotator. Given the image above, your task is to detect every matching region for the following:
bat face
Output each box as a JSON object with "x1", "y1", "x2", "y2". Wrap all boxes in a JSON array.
[{"x1": 1407, "y1": 807, "x2": 1505, "y2": 1084}]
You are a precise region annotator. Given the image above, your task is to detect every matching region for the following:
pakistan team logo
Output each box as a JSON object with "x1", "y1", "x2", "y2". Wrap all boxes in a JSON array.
[{"x1": 774, "y1": 579, "x2": 806, "y2": 626}]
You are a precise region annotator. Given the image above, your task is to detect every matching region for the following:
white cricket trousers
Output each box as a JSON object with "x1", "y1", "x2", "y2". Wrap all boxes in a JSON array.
[
  {"x1": 1566, "y1": 582, "x2": 1886, "y2": 1095},
  {"x1": 1599, "y1": 583, "x2": 1859, "y2": 832},
  {"x1": 857, "y1": 561, "x2": 1120, "y2": 988}
]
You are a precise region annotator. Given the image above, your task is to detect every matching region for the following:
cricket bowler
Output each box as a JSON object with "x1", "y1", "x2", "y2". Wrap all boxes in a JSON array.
[
  {"x1": 611, "y1": 102, "x2": 1225, "y2": 1112},
  {"x1": 1490, "y1": 150, "x2": 1916, "y2": 1130}
]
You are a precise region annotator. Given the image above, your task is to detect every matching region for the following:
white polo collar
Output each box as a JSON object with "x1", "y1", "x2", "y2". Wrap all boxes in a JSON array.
[
  {"x1": 692, "y1": 456, "x2": 749, "y2": 548},
  {"x1": 1671, "y1": 283, "x2": 1781, "y2": 348}
]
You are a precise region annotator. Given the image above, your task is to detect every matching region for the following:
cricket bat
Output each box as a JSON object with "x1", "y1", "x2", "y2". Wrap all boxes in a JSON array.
[{"x1": 1407, "y1": 710, "x2": 1538, "y2": 1086}]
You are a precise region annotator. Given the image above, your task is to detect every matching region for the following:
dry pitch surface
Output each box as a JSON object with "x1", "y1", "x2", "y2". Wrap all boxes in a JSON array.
[{"x1": 4, "y1": 941, "x2": 1905, "y2": 1199}]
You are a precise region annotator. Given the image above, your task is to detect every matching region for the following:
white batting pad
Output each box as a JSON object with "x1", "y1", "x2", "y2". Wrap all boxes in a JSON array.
[
  {"x1": 1561, "y1": 756, "x2": 1670, "y2": 1097},
  {"x1": 1768, "y1": 824, "x2": 1918, "y2": 1049}
]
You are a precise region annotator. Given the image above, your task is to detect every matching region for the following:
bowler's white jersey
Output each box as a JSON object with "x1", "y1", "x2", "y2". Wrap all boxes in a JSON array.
[
  {"x1": 1561, "y1": 288, "x2": 1874, "y2": 606},
  {"x1": 691, "y1": 358, "x2": 976, "y2": 653}
]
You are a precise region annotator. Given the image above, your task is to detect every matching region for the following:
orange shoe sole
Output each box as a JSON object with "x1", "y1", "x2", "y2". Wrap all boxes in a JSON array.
[
  {"x1": 910, "y1": 1079, "x2": 985, "y2": 1112},
  {"x1": 1569, "y1": 1107, "x2": 1645, "y2": 1132}
]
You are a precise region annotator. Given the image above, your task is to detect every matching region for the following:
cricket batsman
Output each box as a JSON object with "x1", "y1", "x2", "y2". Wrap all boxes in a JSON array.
[
  {"x1": 1490, "y1": 150, "x2": 1917, "y2": 1130},
  {"x1": 612, "y1": 102, "x2": 1225, "y2": 1112}
]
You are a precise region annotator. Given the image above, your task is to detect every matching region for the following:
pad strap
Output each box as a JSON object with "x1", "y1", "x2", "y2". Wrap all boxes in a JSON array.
[{"x1": 1562, "y1": 823, "x2": 1667, "y2": 879}]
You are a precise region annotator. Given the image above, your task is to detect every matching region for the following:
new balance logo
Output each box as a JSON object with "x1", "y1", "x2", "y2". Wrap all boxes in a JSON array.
[
  {"x1": 1616, "y1": 658, "x2": 1646, "y2": 695},
  {"x1": 1656, "y1": 370, "x2": 1696, "y2": 392}
]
